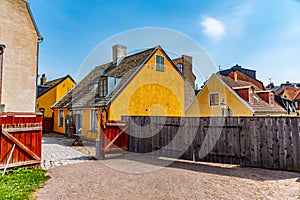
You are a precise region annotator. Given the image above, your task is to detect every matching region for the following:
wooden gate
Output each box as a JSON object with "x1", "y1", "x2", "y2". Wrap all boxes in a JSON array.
[
  {"x1": 0, "y1": 113, "x2": 42, "y2": 169},
  {"x1": 103, "y1": 120, "x2": 128, "y2": 153},
  {"x1": 97, "y1": 120, "x2": 128, "y2": 158}
]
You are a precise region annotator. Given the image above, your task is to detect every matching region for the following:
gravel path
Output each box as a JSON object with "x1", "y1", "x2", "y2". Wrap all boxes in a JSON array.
[
  {"x1": 41, "y1": 137, "x2": 95, "y2": 170},
  {"x1": 35, "y1": 156, "x2": 300, "y2": 200},
  {"x1": 37, "y1": 135, "x2": 300, "y2": 199}
]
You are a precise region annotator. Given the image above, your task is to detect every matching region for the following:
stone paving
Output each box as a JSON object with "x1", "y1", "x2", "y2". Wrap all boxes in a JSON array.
[{"x1": 41, "y1": 137, "x2": 95, "y2": 170}]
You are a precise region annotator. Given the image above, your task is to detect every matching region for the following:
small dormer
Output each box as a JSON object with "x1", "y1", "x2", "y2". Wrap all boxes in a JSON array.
[
  {"x1": 256, "y1": 91, "x2": 275, "y2": 106},
  {"x1": 232, "y1": 86, "x2": 255, "y2": 104}
]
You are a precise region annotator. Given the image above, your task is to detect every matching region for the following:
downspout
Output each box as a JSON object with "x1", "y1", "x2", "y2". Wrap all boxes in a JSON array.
[
  {"x1": 35, "y1": 37, "x2": 43, "y2": 113},
  {"x1": 0, "y1": 44, "x2": 6, "y2": 112}
]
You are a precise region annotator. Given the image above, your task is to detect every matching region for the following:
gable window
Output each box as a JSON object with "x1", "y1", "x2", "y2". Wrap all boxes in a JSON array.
[
  {"x1": 249, "y1": 90, "x2": 254, "y2": 104},
  {"x1": 90, "y1": 109, "x2": 98, "y2": 131},
  {"x1": 269, "y1": 93, "x2": 275, "y2": 105},
  {"x1": 178, "y1": 63, "x2": 183, "y2": 73},
  {"x1": 209, "y1": 93, "x2": 219, "y2": 106},
  {"x1": 58, "y1": 110, "x2": 64, "y2": 127},
  {"x1": 99, "y1": 77, "x2": 108, "y2": 97},
  {"x1": 156, "y1": 55, "x2": 165, "y2": 72}
]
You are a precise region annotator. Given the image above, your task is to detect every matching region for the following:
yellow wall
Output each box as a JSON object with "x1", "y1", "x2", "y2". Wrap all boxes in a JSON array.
[
  {"x1": 37, "y1": 87, "x2": 56, "y2": 117},
  {"x1": 53, "y1": 109, "x2": 70, "y2": 134},
  {"x1": 81, "y1": 109, "x2": 91, "y2": 136},
  {"x1": 37, "y1": 77, "x2": 75, "y2": 118},
  {"x1": 109, "y1": 49, "x2": 185, "y2": 120},
  {"x1": 186, "y1": 74, "x2": 253, "y2": 117}
]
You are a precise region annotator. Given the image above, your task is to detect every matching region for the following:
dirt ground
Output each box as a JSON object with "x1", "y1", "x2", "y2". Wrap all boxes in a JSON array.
[{"x1": 34, "y1": 153, "x2": 300, "y2": 200}]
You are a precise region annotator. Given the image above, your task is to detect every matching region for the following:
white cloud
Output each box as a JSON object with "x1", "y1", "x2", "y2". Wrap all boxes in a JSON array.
[{"x1": 201, "y1": 17, "x2": 225, "y2": 40}]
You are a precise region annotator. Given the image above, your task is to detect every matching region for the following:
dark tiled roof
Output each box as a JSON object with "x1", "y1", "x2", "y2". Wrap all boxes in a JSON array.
[
  {"x1": 219, "y1": 75, "x2": 286, "y2": 114},
  {"x1": 37, "y1": 75, "x2": 74, "y2": 98},
  {"x1": 218, "y1": 64, "x2": 256, "y2": 79},
  {"x1": 52, "y1": 47, "x2": 156, "y2": 109}
]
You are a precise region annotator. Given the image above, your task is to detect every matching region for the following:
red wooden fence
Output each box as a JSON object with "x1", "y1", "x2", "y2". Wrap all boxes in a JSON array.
[
  {"x1": 0, "y1": 113, "x2": 42, "y2": 170},
  {"x1": 42, "y1": 117, "x2": 53, "y2": 133}
]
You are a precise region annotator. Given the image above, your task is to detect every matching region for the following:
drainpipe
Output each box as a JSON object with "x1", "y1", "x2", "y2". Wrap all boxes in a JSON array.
[
  {"x1": 35, "y1": 37, "x2": 43, "y2": 113},
  {"x1": 0, "y1": 44, "x2": 6, "y2": 112}
]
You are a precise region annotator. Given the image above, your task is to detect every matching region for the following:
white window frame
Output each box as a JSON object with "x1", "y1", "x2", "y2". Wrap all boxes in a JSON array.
[
  {"x1": 209, "y1": 92, "x2": 220, "y2": 106},
  {"x1": 249, "y1": 89, "x2": 254, "y2": 104},
  {"x1": 90, "y1": 109, "x2": 98, "y2": 131},
  {"x1": 58, "y1": 110, "x2": 64, "y2": 127},
  {"x1": 155, "y1": 55, "x2": 165, "y2": 72}
]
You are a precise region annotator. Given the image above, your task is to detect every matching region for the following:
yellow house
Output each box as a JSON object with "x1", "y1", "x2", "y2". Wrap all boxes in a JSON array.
[
  {"x1": 37, "y1": 75, "x2": 75, "y2": 118},
  {"x1": 186, "y1": 73, "x2": 287, "y2": 117},
  {"x1": 52, "y1": 45, "x2": 193, "y2": 137}
]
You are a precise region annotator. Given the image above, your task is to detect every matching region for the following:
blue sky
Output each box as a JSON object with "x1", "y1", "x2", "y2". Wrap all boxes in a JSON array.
[{"x1": 28, "y1": 0, "x2": 300, "y2": 85}]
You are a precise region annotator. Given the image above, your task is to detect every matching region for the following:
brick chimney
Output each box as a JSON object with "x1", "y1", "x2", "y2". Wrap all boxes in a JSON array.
[
  {"x1": 112, "y1": 44, "x2": 127, "y2": 62},
  {"x1": 40, "y1": 74, "x2": 46, "y2": 85},
  {"x1": 173, "y1": 55, "x2": 196, "y2": 111}
]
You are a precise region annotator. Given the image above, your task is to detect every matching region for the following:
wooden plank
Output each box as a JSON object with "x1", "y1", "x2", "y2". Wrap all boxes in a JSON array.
[
  {"x1": 11, "y1": 133, "x2": 20, "y2": 164},
  {"x1": 2, "y1": 130, "x2": 40, "y2": 160},
  {"x1": 278, "y1": 118, "x2": 285, "y2": 170},
  {"x1": 266, "y1": 118, "x2": 274, "y2": 168},
  {"x1": 260, "y1": 117, "x2": 268, "y2": 168},
  {"x1": 0, "y1": 131, "x2": 8, "y2": 164},
  {"x1": 0, "y1": 160, "x2": 41, "y2": 170},
  {"x1": 291, "y1": 117, "x2": 300, "y2": 171},
  {"x1": 19, "y1": 132, "x2": 25, "y2": 162},
  {"x1": 272, "y1": 118, "x2": 280, "y2": 169},
  {"x1": 2, "y1": 127, "x2": 41, "y2": 132},
  {"x1": 285, "y1": 118, "x2": 293, "y2": 170}
]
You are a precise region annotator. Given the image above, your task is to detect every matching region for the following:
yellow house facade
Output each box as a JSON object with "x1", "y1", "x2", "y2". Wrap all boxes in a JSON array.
[
  {"x1": 52, "y1": 45, "x2": 190, "y2": 137},
  {"x1": 37, "y1": 75, "x2": 75, "y2": 118},
  {"x1": 186, "y1": 74, "x2": 287, "y2": 117}
]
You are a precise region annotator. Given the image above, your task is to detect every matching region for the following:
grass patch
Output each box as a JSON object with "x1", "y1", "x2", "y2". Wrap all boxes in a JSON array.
[{"x1": 0, "y1": 167, "x2": 50, "y2": 200}]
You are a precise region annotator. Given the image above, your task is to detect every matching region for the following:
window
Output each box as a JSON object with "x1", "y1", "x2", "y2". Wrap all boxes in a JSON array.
[
  {"x1": 178, "y1": 63, "x2": 183, "y2": 73},
  {"x1": 249, "y1": 90, "x2": 254, "y2": 104},
  {"x1": 156, "y1": 55, "x2": 165, "y2": 72},
  {"x1": 269, "y1": 93, "x2": 275, "y2": 105},
  {"x1": 99, "y1": 77, "x2": 108, "y2": 97},
  {"x1": 209, "y1": 93, "x2": 219, "y2": 106},
  {"x1": 58, "y1": 110, "x2": 64, "y2": 127},
  {"x1": 73, "y1": 110, "x2": 83, "y2": 131},
  {"x1": 90, "y1": 109, "x2": 98, "y2": 131}
]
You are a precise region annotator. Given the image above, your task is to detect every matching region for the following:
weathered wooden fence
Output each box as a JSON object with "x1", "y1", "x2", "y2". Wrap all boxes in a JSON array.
[
  {"x1": 0, "y1": 113, "x2": 42, "y2": 170},
  {"x1": 127, "y1": 116, "x2": 300, "y2": 171}
]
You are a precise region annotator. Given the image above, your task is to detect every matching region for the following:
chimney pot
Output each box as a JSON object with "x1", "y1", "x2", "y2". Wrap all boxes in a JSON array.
[
  {"x1": 234, "y1": 72, "x2": 238, "y2": 82},
  {"x1": 40, "y1": 74, "x2": 46, "y2": 85}
]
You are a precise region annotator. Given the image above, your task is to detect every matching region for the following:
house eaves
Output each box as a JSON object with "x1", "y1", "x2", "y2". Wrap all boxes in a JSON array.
[{"x1": 23, "y1": 0, "x2": 43, "y2": 41}]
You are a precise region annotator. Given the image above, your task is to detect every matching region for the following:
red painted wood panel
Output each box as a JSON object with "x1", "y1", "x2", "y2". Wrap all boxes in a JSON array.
[
  {"x1": 0, "y1": 114, "x2": 42, "y2": 169},
  {"x1": 104, "y1": 121, "x2": 128, "y2": 152}
]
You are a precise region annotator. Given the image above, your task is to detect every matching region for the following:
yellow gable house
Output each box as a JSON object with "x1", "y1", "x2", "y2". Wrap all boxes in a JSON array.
[
  {"x1": 52, "y1": 45, "x2": 195, "y2": 136},
  {"x1": 37, "y1": 75, "x2": 75, "y2": 118},
  {"x1": 186, "y1": 73, "x2": 287, "y2": 117}
]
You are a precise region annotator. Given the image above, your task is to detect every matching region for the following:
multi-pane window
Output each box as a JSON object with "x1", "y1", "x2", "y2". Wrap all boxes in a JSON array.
[
  {"x1": 73, "y1": 110, "x2": 83, "y2": 131},
  {"x1": 90, "y1": 109, "x2": 98, "y2": 131},
  {"x1": 58, "y1": 110, "x2": 64, "y2": 127},
  {"x1": 209, "y1": 93, "x2": 219, "y2": 106},
  {"x1": 99, "y1": 77, "x2": 108, "y2": 97},
  {"x1": 156, "y1": 55, "x2": 165, "y2": 72}
]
